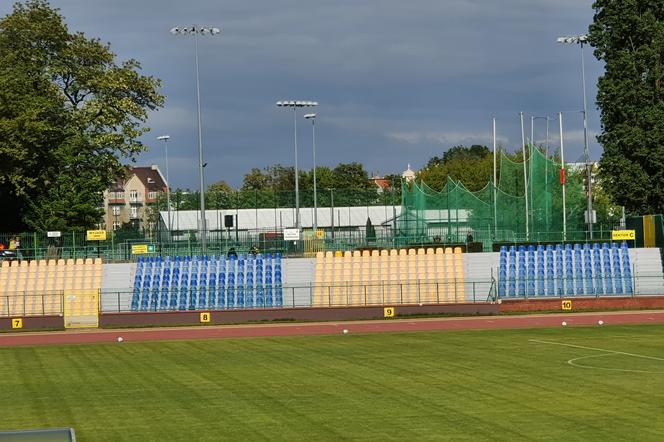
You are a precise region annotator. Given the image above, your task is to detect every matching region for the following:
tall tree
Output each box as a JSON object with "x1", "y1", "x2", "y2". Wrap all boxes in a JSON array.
[
  {"x1": 418, "y1": 145, "x2": 493, "y2": 191},
  {"x1": 0, "y1": 0, "x2": 163, "y2": 231},
  {"x1": 589, "y1": 1, "x2": 664, "y2": 213}
]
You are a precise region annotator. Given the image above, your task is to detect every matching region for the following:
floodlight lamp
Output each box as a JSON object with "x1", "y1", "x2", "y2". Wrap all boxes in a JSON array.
[
  {"x1": 157, "y1": 135, "x2": 171, "y2": 141},
  {"x1": 170, "y1": 27, "x2": 180, "y2": 35},
  {"x1": 304, "y1": 113, "x2": 316, "y2": 119}
]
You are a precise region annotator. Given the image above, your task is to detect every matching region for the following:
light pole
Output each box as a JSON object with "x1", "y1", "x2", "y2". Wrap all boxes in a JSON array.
[
  {"x1": 532, "y1": 116, "x2": 553, "y2": 232},
  {"x1": 157, "y1": 135, "x2": 172, "y2": 235},
  {"x1": 557, "y1": 34, "x2": 593, "y2": 239},
  {"x1": 276, "y1": 100, "x2": 318, "y2": 230},
  {"x1": 519, "y1": 111, "x2": 529, "y2": 239},
  {"x1": 304, "y1": 113, "x2": 318, "y2": 233},
  {"x1": 171, "y1": 25, "x2": 220, "y2": 252}
]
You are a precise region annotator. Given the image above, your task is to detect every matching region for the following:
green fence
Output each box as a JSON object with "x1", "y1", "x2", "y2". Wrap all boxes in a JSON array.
[{"x1": 0, "y1": 226, "x2": 622, "y2": 262}]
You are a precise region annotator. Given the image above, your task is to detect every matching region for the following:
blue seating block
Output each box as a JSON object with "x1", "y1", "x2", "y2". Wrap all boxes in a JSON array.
[{"x1": 517, "y1": 246, "x2": 526, "y2": 297}]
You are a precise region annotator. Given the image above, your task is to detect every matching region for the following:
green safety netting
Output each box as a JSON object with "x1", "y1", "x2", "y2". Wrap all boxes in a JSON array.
[{"x1": 399, "y1": 146, "x2": 587, "y2": 243}]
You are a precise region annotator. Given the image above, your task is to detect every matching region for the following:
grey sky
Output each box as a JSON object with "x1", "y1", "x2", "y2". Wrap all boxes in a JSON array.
[{"x1": 1, "y1": 0, "x2": 603, "y2": 189}]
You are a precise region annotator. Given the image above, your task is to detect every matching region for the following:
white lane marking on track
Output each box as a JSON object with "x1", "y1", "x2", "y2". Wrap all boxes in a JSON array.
[
  {"x1": 566, "y1": 353, "x2": 664, "y2": 374},
  {"x1": 529, "y1": 339, "x2": 664, "y2": 362}
]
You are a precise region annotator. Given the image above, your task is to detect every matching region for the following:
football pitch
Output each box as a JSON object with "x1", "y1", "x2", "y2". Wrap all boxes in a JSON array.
[{"x1": 2, "y1": 325, "x2": 664, "y2": 441}]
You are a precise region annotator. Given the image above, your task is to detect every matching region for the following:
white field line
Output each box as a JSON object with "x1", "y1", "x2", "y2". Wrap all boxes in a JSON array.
[
  {"x1": 529, "y1": 339, "x2": 664, "y2": 362},
  {"x1": 566, "y1": 353, "x2": 664, "y2": 374}
]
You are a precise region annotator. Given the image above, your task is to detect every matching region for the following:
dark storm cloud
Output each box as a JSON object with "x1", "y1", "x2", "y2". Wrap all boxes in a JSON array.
[{"x1": 1, "y1": 0, "x2": 602, "y2": 188}]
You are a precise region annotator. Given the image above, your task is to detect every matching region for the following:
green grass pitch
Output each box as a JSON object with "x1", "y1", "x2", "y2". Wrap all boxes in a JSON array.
[{"x1": 1, "y1": 325, "x2": 664, "y2": 441}]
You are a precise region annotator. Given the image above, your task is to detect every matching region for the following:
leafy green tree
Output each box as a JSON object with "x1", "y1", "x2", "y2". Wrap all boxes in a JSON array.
[
  {"x1": 417, "y1": 145, "x2": 493, "y2": 191},
  {"x1": 589, "y1": 1, "x2": 664, "y2": 213},
  {"x1": 208, "y1": 180, "x2": 233, "y2": 193},
  {"x1": 0, "y1": 0, "x2": 163, "y2": 231}
]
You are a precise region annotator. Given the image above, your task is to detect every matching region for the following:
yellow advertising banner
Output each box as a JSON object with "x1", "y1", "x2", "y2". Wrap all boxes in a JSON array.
[
  {"x1": 132, "y1": 244, "x2": 148, "y2": 255},
  {"x1": 611, "y1": 230, "x2": 635, "y2": 241},
  {"x1": 86, "y1": 230, "x2": 107, "y2": 241}
]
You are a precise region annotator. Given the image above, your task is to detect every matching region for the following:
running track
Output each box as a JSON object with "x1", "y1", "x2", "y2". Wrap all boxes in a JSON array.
[{"x1": 2, "y1": 310, "x2": 664, "y2": 347}]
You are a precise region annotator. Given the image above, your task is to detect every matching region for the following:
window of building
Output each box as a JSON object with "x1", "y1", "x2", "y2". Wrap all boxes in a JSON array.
[
  {"x1": 148, "y1": 191, "x2": 157, "y2": 199},
  {"x1": 112, "y1": 206, "x2": 120, "y2": 216},
  {"x1": 108, "y1": 191, "x2": 115, "y2": 200},
  {"x1": 117, "y1": 191, "x2": 124, "y2": 199},
  {"x1": 112, "y1": 221, "x2": 121, "y2": 230},
  {"x1": 131, "y1": 207, "x2": 138, "y2": 218},
  {"x1": 130, "y1": 190, "x2": 139, "y2": 201}
]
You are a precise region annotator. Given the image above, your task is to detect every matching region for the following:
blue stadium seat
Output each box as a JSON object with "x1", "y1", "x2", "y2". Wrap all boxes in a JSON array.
[
  {"x1": 583, "y1": 245, "x2": 594, "y2": 295},
  {"x1": 189, "y1": 274, "x2": 198, "y2": 310},
  {"x1": 179, "y1": 273, "x2": 189, "y2": 311},
  {"x1": 265, "y1": 253, "x2": 273, "y2": 307},
  {"x1": 593, "y1": 243, "x2": 603, "y2": 295},
  {"x1": 227, "y1": 256, "x2": 236, "y2": 309},
  {"x1": 237, "y1": 255, "x2": 245, "y2": 308},
  {"x1": 527, "y1": 245, "x2": 535, "y2": 297},
  {"x1": 498, "y1": 246, "x2": 507, "y2": 298},
  {"x1": 517, "y1": 246, "x2": 526, "y2": 297},
  {"x1": 602, "y1": 244, "x2": 613, "y2": 294},
  {"x1": 621, "y1": 242, "x2": 633, "y2": 294},
  {"x1": 555, "y1": 244, "x2": 564, "y2": 296},
  {"x1": 218, "y1": 257, "x2": 226, "y2": 309},
  {"x1": 169, "y1": 272, "x2": 179, "y2": 310},
  {"x1": 536, "y1": 245, "x2": 545, "y2": 296},
  {"x1": 565, "y1": 244, "x2": 574, "y2": 295},
  {"x1": 574, "y1": 244, "x2": 583, "y2": 295},
  {"x1": 508, "y1": 246, "x2": 516, "y2": 297},
  {"x1": 545, "y1": 245, "x2": 554, "y2": 296},
  {"x1": 246, "y1": 255, "x2": 254, "y2": 308},
  {"x1": 275, "y1": 253, "x2": 283, "y2": 307},
  {"x1": 256, "y1": 254, "x2": 264, "y2": 307},
  {"x1": 612, "y1": 243, "x2": 623, "y2": 294}
]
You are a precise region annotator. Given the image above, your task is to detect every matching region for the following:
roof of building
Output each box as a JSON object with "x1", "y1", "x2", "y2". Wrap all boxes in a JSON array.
[{"x1": 127, "y1": 165, "x2": 167, "y2": 191}]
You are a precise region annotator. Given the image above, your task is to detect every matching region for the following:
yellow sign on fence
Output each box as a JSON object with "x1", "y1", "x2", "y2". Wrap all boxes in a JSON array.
[
  {"x1": 200, "y1": 312, "x2": 211, "y2": 323},
  {"x1": 384, "y1": 307, "x2": 395, "y2": 318},
  {"x1": 11, "y1": 318, "x2": 23, "y2": 329},
  {"x1": 611, "y1": 230, "x2": 635, "y2": 241},
  {"x1": 562, "y1": 300, "x2": 572, "y2": 311},
  {"x1": 132, "y1": 244, "x2": 148, "y2": 255},
  {"x1": 86, "y1": 230, "x2": 107, "y2": 241}
]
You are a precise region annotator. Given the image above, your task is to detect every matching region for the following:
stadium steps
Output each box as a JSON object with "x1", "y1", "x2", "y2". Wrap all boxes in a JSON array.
[{"x1": 630, "y1": 248, "x2": 664, "y2": 295}]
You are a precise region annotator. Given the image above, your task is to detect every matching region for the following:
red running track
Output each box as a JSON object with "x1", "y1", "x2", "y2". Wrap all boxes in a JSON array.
[{"x1": 2, "y1": 310, "x2": 664, "y2": 347}]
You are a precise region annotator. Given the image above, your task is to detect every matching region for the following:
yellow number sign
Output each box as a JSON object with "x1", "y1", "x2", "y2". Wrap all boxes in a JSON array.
[
  {"x1": 12, "y1": 318, "x2": 23, "y2": 329},
  {"x1": 611, "y1": 230, "x2": 635, "y2": 241},
  {"x1": 384, "y1": 307, "x2": 395, "y2": 318},
  {"x1": 200, "y1": 312, "x2": 211, "y2": 323},
  {"x1": 86, "y1": 230, "x2": 107, "y2": 241},
  {"x1": 562, "y1": 300, "x2": 572, "y2": 311}
]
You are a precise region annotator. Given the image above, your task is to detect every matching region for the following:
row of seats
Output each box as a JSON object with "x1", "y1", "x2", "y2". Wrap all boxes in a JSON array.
[
  {"x1": 498, "y1": 242, "x2": 633, "y2": 297},
  {"x1": 0, "y1": 258, "x2": 102, "y2": 316},
  {"x1": 313, "y1": 248, "x2": 464, "y2": 306},
  {"x1": 130, "y1": 254, "x2": 283, "y2": 311}
]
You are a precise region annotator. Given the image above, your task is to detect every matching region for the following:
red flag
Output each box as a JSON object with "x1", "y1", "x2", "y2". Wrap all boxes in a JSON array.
[{"x1": 560, "y1": 168, "x2": 565, "y2": 185}]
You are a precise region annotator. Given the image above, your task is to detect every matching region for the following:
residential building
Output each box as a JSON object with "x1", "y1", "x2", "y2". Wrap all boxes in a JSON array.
[{"x1": 102, "y1": 165, "x2": 168, "y2": 232}]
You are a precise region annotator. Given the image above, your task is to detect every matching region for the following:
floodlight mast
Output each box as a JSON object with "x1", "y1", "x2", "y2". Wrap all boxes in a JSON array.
[
  {"x1": 275, "y1": 101, "x2": 318, "y2": 230},
  {"x1": 157, "y1": 135, "x2": 172, "y2": 234},
  {"x1": 170, "y1": 25, "x2": 220, "y2": 252},
  {"x1": 557, "y1": 34, "x2": 593, "y2": 239},
  {"x1": 304, "y1": 113, "x2": 318, "y2": 232}
]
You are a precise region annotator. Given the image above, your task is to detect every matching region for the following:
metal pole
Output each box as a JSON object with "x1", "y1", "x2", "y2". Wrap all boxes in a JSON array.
[
  {"x1": 194, "y1": 28, "x2": 207, "y2": 253},
  {"x1": 559, "y1": 112, "x2": 567, "y2": 241},
  {"x1": 492, "y1": 117, "x2": 498, "y2": 238},
  {"x1": 520, "y1": 112, "x2": 529, "y2": 239},
  {"x1": 312, "y1": 118, "x2": 318, "y2": 232},
  {"x1": 293, "y1": 107, "x2": 300, "y2": 229},
  {"x1": 581, "y1": 42, "x2": 593, "y2": 239},
  {"x1": 161, "y1": 137, "x2": 172, "y2": 234}
]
